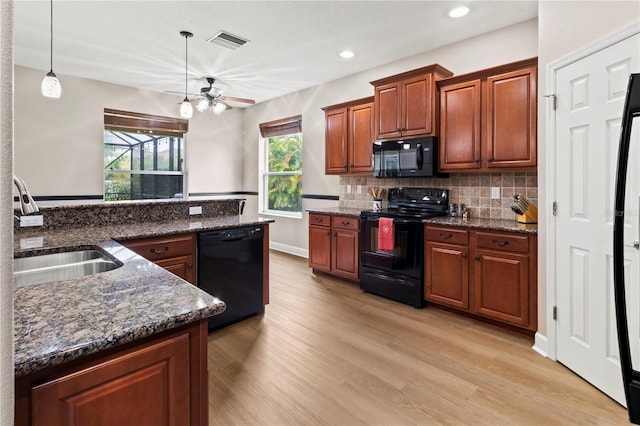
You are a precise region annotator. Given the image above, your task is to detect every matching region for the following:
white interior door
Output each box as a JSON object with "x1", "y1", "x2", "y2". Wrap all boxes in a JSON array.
[{"x1": 555, "y1": 33, "x2": 640, "y2": 405}]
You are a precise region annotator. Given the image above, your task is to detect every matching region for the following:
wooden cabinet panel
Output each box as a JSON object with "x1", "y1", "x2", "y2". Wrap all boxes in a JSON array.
[
  {"x1": 325, "y1": 107, "x2": 348, "y2": 174},
  {"x1": 439, "y1": 80, "x2": 482, "y2": 170},
  {"x1": 121, "y1": 233, "x2": 196, "y2": 284},
  {"x1": 485, "y1": 66, "x2": 537, "y2": 168},
  {"x1": 425, "y1": 242, "x2": 469, "y2": 309},
  {"x1": 425, "y1": 226, "x2": 469, "y2": 246},
  {"x1": 438, "y1": 58, "x2": 537, "y2": 172},
  {"x1": 323, "y1": 98, "x2": 374, "y2": 175},
  {"x1": 371, "y1": 64, "x2": 452, "y2": 141},
  {"x1": 309, "y1": 224, "x2": 331, "y2": 272},
  {"x1": 475, "y1": 231, "x2": 529, "y2": 254},
  {"x1": 349, "y1": 102, "x2": 375, "y2": 172},
  {"x1": 309, "y1": 213, "x2": 359, "y2": 281},
  {"x1": 473, "y1": 249, "x2": 529, "y2": 326}
]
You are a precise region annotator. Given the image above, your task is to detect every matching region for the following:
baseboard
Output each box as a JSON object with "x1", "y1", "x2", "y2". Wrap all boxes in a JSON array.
[
  {"x1": 532, "y1": 332, "x2": 550, "y2": 358},
  {"x1": 269, "y1": 241, "x2": 308, "y2": 258}
]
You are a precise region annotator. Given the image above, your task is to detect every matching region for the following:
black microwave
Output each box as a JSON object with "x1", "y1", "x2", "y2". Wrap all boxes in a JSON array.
[{"x1": 372, "y1": 136, "x2": 445, "y2": 178}]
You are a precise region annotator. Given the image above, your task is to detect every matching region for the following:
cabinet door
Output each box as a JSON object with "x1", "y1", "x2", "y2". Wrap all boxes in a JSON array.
[
  {"x1": 472, "y1": 249, "x2": 529, "y2": 327},
  {"x1": 348, "y1": 102, "x2": 374, "y2": 172},
  {"x1": 374, "y1": 82, "x2": 402, "y2": 140},
  {"x1": 155, "y1": 255, "x2": 195, "y2": 284},
  {"x1": 309, "y1": 225, "x2": 331, "y2": 272},
  {"x1": 324, "y1": 107, "x2": 348, "y2": 174},
  {"x1": 31, "y1": 334, "x2": 190, "y2": 426},
  {"x1": 439, "y1": 80, "x2": 482, "y2": 171},
  {"x1": 332, "y1": 229, "x2": 359, "y2": 280},
  {"x1": 485, "y1": 66, "x2": 537, "y2": 169},
  {"x1": 424, "y1": 242, "x2": 469, "y2": 309},
  {"x1": 401, "y1": 73, "x2": 434, "y2": 137}
]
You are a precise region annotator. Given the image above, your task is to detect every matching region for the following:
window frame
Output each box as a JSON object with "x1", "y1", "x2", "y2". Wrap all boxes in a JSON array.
[
  {"x1": 258, "y1": 115, "x2": 303, "y2": 219},
  {"x1": 103, "y1": 109, "x2": 188, "y2": 202}
]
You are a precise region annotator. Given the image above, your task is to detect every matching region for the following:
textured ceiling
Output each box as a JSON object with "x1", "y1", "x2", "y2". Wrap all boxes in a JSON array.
[{"x1": 13, "y1": 1, "x2": 538, "y2": 106}]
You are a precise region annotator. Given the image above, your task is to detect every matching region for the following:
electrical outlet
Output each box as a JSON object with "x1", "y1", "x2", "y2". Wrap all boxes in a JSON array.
[
  {"x1": 491, "y1": 187, "x2": 501, "y2": 199},
  {"x1": 346, "y1": 184, "x2": 351, "y2": 194},
  {"x1": 357, "y1": 185, "x2": 362, "y2": 194},
  {"x1": 189, "y1": 206, "x2": 202, "y2": 215},
  {"x1": 20, "y1": 215, "x2": 43, "y2": 227}
]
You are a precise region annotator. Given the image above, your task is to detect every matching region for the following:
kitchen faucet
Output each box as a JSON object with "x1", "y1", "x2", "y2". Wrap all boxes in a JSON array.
[{"x1": 13, "y1": 175, "x2": 39, "y2": 215}]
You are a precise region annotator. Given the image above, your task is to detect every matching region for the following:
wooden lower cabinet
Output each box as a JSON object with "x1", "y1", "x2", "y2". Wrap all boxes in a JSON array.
[
  {"x1": 425, "y1": 225, "x2": 537, "y2": 333},
  {"x1": 15, "y1": 320, "x2": 208, "y2": 426},
  {"x1": 308, "y1": 213, "x2": 359, "y2": 281},
  {"x1": 120, "y1": 233, "x2": 196, "y2": 284}
]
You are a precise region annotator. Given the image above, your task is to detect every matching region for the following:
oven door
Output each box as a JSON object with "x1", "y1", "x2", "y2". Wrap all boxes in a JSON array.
[{"x1": 360, "y1": 215, "x2": 423, "y2": 279}]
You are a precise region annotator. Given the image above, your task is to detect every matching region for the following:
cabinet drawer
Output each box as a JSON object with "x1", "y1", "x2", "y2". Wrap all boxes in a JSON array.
[
  {"x1": 426, "y1": 226, "x2": 468, "y2": 245},
  {"x1": 123, "y1": 233, "x2": 195, "y2": 261},
  {"x1": 332, "y1": 216, "x2": 359, "y2": 231},
  {"x1": 309, "y1": 213, "x2": 330, "y2": 227},
  {"x1": 475, "y1": 231, "x2": 529, "y2": 253}
]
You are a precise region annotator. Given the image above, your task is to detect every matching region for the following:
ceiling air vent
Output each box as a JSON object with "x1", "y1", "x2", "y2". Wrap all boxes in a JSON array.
[{"x1": 206, "y1": 30, "x2": 250, "y2": 50}]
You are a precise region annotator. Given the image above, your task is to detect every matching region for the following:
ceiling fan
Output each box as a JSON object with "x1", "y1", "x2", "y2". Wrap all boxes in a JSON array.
[{"x1": 171, "y1": 77, "x2": 256, "y2": 114}]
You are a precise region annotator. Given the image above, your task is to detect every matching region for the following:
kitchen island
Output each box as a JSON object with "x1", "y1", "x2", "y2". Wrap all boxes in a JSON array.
[{"x1": 13, "y1": 199, "x2": 272, "y2": 425}]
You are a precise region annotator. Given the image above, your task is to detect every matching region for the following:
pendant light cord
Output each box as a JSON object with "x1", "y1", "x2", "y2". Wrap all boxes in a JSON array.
[
  {"x1": 49, "y1": 0, "x2": 53, "y2": 72},
  {"x1": 184, "y1": 32, "x2": 188, "y2": 99}
]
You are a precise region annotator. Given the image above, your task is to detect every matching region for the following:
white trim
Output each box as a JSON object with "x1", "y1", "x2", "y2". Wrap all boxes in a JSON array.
[
  {"x1": 545, "y1": 20, "x2": 640, "y2": 362},
  {"x1": 269, "y1": 241, "x2": 308, "y2": 258}
]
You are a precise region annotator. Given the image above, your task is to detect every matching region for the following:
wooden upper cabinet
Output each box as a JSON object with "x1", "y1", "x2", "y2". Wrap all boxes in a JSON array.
[
  {"x1": 439, "y1": 79, "x2": 482, "y2": 170},
  {"x1": 371, "y1": 64, "x2": 453, "y2": 141},
  {"x1": 323, "y1": 97, "x2": 374, "y2": 175},
  {"x1": 485, "y1": 66, "x2": 537, "y2": 169},
  {"x1": 438, "y1": 58, "x2": 538, "y2": 172}
]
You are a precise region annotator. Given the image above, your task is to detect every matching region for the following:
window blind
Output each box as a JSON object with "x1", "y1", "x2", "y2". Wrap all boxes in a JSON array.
[{"x1": 259, "y1": 115, "x2": 302, "y2": 138}]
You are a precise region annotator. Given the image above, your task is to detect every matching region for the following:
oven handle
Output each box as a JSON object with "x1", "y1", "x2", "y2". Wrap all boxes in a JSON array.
[
  {"x1": 364, "y1": 271, "x2": 414, "y2": 287},
  {"x1": 363, "y1": 216, "x2": 415, "y2": 224}
]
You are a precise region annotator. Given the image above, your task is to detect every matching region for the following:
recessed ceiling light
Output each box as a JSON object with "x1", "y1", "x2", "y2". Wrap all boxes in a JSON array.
[
  {"x1": 339, "y1": 50, "x2": 355, "y2": 59},
  {"x1": 449, "y1": 6, "x2": 470, "y2": 18}
]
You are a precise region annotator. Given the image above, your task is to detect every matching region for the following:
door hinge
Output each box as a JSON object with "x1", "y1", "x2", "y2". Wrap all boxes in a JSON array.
[
  {"x1": 544, "y1": 94, "x2": 557, "y2": 110},
  {"x1": 553, "y1": 201, "x2": 558, "y2": 216},
  {"x1": 553, "y1": 306, "x2": 558, "y2": 321}
]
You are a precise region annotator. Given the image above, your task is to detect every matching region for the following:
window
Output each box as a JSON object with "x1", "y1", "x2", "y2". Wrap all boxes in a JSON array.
[
  {"x1": 103, "y1": 109, "x2": 188, "y2": 202},
  {"x1": 259, "y1": 115, "x2": 303, "y2": 217}
]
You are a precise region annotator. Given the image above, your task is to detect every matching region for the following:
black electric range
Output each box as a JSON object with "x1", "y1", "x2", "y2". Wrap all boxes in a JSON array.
[{"x1": 359, "y1": 187, "x2": 449, "y2": 307}]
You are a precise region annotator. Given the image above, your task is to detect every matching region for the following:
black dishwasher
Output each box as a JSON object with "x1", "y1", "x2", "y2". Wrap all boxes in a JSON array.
[{"x1": 197, "y1": 225, "x2": 264, "y2": 332}]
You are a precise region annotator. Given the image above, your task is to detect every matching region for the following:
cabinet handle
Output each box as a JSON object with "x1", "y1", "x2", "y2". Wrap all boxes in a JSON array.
[
  {"x1": 474, "y1": 158, "x2": 480, "y2": 163},
  {"x1": 341, "y1": 221, "x2": 350, "y2": 226},
  {"x1": 492, "y1": 239, "x2": 509, "y2": 247},
  {"x1": 487, "y1": 156, "x2": 494, "y2": 162},
  {"x1": 187, "y1": 264, "x2": 193, "y2": 269},
  {"x1": 314, "y1": 217, "x2": 323, "y2": 223},
  {"x1": 475, "y1": 256, "x2": 480, "y2": 261},
  {"x1": 334, "y1": 232, "x2": 338, "y2": 237},
  {"x1": 439, "y1": 232, "x2": 453, "y2": 239},
  {"x1": 461, "y1": 253, "x2": 467, "y2": 259},
  {"x1": 326, "y1": 231, "x2": 331, "y2": 236},
  {"x1": 150, "y1": 246, "x2": 169, "y2": 254}
]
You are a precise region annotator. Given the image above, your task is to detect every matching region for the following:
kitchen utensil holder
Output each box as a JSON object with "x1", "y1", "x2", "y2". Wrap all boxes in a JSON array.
[{"x1": 517, "y1": 204, "x2": 538, "y2": 224}]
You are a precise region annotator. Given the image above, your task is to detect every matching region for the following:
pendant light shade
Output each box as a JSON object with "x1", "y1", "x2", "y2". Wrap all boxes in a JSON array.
[
  {"x1": 42, "y1": 0, "x2": 61, "y2": 98},
  {"x1": 179, "y1": 31, "x2": 193, "y2": 119}
]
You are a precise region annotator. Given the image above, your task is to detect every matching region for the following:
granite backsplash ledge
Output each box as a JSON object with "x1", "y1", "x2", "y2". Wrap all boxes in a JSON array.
[{"x1": 14, "y1": 198, "x2": 244, "y2": 231}]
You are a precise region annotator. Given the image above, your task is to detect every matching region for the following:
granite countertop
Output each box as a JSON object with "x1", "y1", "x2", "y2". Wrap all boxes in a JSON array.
[
  {"x1": 14, "y1": 214, "x2": 273, "y2": 377},
  {"x1": 306, "y1": 207, "x2": 363, "y2": 217},
  {"x1": 423, "y1": 216, "x2": 538, "y2": 234}
]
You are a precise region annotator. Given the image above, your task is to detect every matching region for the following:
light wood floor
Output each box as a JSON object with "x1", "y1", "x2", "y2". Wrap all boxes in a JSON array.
[{"x1": 207, "y1": 251, "x2": 628, "y2": 425}]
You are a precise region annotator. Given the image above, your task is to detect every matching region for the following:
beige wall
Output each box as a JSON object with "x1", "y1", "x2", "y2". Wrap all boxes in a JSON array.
[
  {"x1": 13, "y1": 66, "x2": 244, "y2": 205},
  {"x1": 536, "y1": 1, "x2": 640, "y2": 342},
  {"x1": 241, "y1": 19, "x2": 538, "y2": 253}
]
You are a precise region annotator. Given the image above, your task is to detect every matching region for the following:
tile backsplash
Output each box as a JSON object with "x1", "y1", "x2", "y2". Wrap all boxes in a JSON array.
[{"x1": 339, "y1": 172, "x2": 538, "y2": 220}]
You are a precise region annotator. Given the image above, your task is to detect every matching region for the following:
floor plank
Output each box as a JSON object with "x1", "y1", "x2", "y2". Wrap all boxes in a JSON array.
[{"x1": 207, "y1": 251, "x2": 628, "y2": 425}]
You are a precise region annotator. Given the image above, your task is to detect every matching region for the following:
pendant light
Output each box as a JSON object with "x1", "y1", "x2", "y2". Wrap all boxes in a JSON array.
[
  {"x1": 179, "y1": 31, "x2": 193, "y2": 119},
  {"x1": 41, "y1": 0, "x2": 61, "y2": 98}
]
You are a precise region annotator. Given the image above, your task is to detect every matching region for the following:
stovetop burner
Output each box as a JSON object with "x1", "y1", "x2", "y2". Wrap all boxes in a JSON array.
[{"x1": 360, "y1": 187, "x2": 449, "y2": 220}]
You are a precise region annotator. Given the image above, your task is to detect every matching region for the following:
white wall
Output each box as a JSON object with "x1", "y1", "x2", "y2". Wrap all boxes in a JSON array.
[
  {"x1": 13, "y1": 66, "x2": 244, "y2": 205},
  {"x1": 241, "y1": 19, "x2": 539, "y2": 254},
  {"x1": 536, "y1": 0, "x2": 640, "y2": 340},
  {"x1": 1, "y1": 2, "x2": 14, "y2": 423}
]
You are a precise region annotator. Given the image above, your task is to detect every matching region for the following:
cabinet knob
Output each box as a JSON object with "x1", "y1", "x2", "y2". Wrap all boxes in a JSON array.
[
  {"x1": 475, "y1": 256, "x2": 480, "y2": 261},
  {"x1": 187, "y1": 264, "x2": 193, "y2": 269},
  {"x1": 462, "y1": 253, "x2": 467, "y2": 259},
  {"x1": 150, "y1": 246, "x2": 169, "y2": 254},
  {"x1": 474, "y1": 158, "x2": 480, "y2": 163},
  {"x1": 487, "y1": 156, "x2": 494, "y2": 162},
  {"x1": 326, "y1": 231, "x2": 331, "y2": 236},
  {"x1": 334, "y1": 232, "x2": 338, "y2": 237}
]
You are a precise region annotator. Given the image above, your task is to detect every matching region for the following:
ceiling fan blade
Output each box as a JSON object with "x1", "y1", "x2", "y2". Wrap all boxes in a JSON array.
[{"x1": 223, "y1": 96, "x2": 256, "y2": 104}]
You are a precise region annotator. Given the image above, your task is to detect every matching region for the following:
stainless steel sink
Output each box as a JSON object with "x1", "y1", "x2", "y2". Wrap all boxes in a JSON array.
[{"x1": 14, "y1": 249, "x2": 122, "y2": 287}]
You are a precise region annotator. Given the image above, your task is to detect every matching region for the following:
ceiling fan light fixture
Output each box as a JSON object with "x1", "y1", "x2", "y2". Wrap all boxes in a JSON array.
[
  {"x1": 213, "y1": 102, "x2": 227, "y2": 114},
  {"x1": 179, "y1": 30, "x2": 194, "y2": 119},
  {"x1": 42, "y1": 0, "x2": 61, "y2": 98},
  {"x1": 449, "y1": 6, "x2": 470, "y2": 18},
  {"x1": 196, "y1": 98, "x2": 210, "y2": 112}
]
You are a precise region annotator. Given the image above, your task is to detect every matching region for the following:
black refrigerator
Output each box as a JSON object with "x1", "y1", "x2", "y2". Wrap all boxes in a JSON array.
[{"x1": 614, "y1": 72, "x2": 640, "y2": 423}]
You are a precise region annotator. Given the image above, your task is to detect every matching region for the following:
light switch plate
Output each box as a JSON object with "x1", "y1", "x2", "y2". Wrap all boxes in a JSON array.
[
  {"x1": 346, "y1": 184, "x2": 351, "y2": 193},
  {"x1": 357, "y1": 185, "x2": 362, "y2": 194},
  {"x1": 20, "y1": 215, "x2": 43, "y2": 227},
  {"x1": 491, "y1": 187, "x2": 501, "y2": 199},
  {"x1": 189, "y1": 206, "x2": 202, "y2": 215}
]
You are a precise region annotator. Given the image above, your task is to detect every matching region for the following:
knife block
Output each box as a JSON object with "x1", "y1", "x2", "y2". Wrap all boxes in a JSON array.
[{"x1": 517, "y1": 204, "x2": 538, "y2": 224}]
